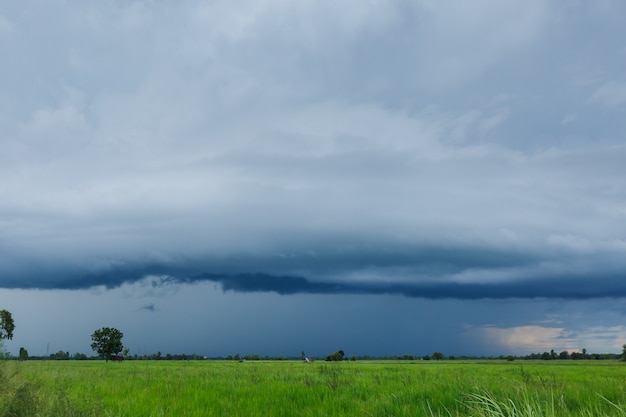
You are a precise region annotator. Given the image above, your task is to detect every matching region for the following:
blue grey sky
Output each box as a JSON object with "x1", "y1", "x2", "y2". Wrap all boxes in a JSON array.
[{"x1": 2, "y1": 0, "x2": 626, "y2": 358}]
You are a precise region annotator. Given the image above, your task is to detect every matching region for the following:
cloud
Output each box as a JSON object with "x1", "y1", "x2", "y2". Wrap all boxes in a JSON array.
[
  {"x1": 3, "y1": 0, "x2": 626, "y2": 362},
  {"x1": 194, "y1": 269, "x2": 626, "y2": 300},
  {"x1": 139, "y1": 303, "x2": 156, "y2": 312},
  {"x1": 475, "y1": 325, "x2": 577, "y2": 354},
  {"x1": 406, "y1": 0, "x2": 550, "y2": 87},
  {"x1": 5, "y1": 239, "x2": 618, "y2": 299},
  {"x1": 591, "y1": 81, "x2": 626, "y2": 107},
  {"x1": 1, "y1": 0, "x2": 626, "y2": 307},
  {"x1": 0, "y1": 12, "x2": 11, "y2": 34},
  {"x1": 2, "y1": 136, "x2": 626, "y2": 298},
  {"x1": 474, "y1": 323, "x2": 626, "y2": 355},
  {"x1": 546, "y1": 234, "x2": 594, "y2": 254}
]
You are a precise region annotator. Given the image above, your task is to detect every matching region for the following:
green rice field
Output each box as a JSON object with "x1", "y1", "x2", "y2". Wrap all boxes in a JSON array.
[{"x1": 3, "y1": 359, "x2": 626, "y2": 416}]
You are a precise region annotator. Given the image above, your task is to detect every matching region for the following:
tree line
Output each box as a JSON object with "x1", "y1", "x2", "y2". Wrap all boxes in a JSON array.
[{"x1": 3, "y1": 308, "x2": 626, "y2": 362}]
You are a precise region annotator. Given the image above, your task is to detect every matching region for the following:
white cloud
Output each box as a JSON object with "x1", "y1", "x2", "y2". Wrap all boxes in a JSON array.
[
  {"x1": 591, "y1": 81, "x2": 626, "y2": 106},
  {"x1": 476, "y1": 325, "x2": 578, "y2": 354}
]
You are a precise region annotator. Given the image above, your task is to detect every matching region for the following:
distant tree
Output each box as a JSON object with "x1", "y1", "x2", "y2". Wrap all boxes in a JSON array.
[
  {"x1": 90, "y1": 327, "x2": 124, "y2": 362},
  {"x1": 622, "y1": 345, "x2": 626, "y2": 362},
  {"x1": 325, "y1": 350, "x2": 345, "y2": 361},
  {"x1": 51, "y1": 350, "x2": 70, "y2": 360},
  {"x1": 19, "y1": 347, "x2": 28, "y2": 361},
  {"x1": 244, "y1": 354, "x2": 260, "y2": 361},
  {"x1": 432, "y1": 352, "x2": 444, "y2": 361},
  {"x1": 506, "y1": 355, "x2": 515, "y2": 362},
  {"x1": 559, "y1": 350, "x2": 570, "y2": 360},
  {"x1": 0, "y1": 309, "x2": 15, "y2": 341}
]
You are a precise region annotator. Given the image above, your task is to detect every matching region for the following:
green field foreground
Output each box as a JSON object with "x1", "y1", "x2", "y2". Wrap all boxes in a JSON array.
[{"x1": 4, "y1": 359, "x2": 626, "y2": 416}]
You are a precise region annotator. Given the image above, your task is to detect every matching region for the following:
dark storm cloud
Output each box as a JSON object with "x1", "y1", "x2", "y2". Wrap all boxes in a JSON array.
[
  {"x1": 195, "y1": 271, "x2": 626, "y2": 300},
  {"x1": 1, "y1": 241, "x2": 533, "y2": 288},
  {"x1": 2, "y1": 240, "x2": 624, "y2": 300}
]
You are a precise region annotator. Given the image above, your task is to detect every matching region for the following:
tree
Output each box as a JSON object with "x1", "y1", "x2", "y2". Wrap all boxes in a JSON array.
[
  {"x1": 622, "y1": 344, "x2": 626, "y2": 362},
  {"x1": 19, "y1": 347, "x2": 28, "y2": 361},
  {"x1": 569, "y1": 351, "x2": 581, "y2": 360},
  {"x1": 0, "y1": 309, "x2": 15, "y2": 341},
  {"x1": 51, "y1": 350, "x2": 70, "y2": 360},
  {"x1": 432, "y1": 352, "x2": 444, "y2": 360},
  {"x1": 90, "y1": 327, "x2": 124, "y2": 362},
  {"x1": 325, "y1": 350, "x2": 345, "y2": 361}
]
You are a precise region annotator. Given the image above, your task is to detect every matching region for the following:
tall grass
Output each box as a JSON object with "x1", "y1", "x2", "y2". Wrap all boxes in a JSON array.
[
  {"x1": 466, "y1": 391, "x2": 626, "y2": 417},
  {"x1": 0, "y1": 360, "x2": 97, "y2": 417},
  {"x1": 7, "y1": 360, "x2": 626, "y2": 416}
]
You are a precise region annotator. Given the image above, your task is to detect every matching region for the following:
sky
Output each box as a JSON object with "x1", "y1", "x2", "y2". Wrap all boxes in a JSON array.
[{"x1": 1, "y1": 0, "x2": 626, "y2": 358}]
